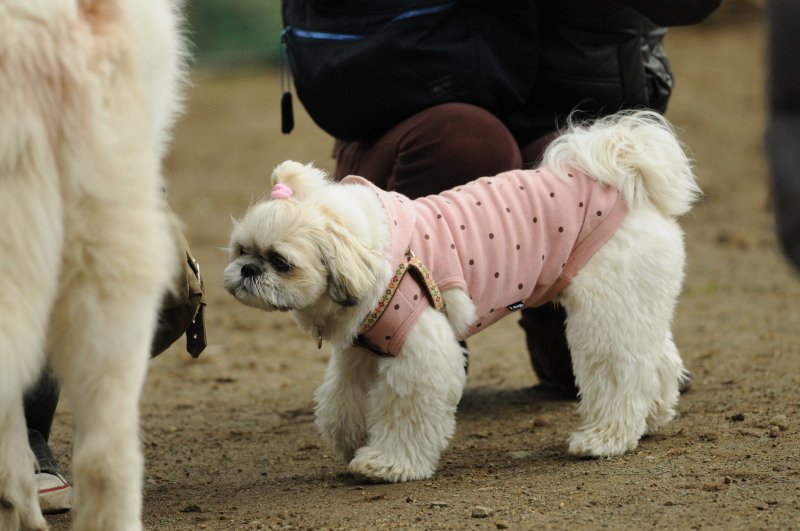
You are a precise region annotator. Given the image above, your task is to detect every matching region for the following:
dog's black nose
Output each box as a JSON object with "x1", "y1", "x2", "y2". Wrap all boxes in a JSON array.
[{"x1": 241, "y1": 263, "x2": 263, "y2": 278}]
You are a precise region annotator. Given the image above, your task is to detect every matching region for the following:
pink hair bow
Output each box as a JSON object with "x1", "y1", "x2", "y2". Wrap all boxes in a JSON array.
[{"x1": 271, "y1": 183, "x2": 293, "y2": 199}]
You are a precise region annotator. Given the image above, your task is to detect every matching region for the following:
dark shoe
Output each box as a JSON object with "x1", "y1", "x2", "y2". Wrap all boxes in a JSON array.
[
  {"x1": 459, "y1": 340, "x2": 469, "y2": 374},
  {"x1": 520, "y1": 304, "x2": 578, "y2": 397}
]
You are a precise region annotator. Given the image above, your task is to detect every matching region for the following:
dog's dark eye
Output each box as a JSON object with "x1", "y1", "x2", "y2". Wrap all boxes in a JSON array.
[
  {"x1": 268, "y1": 251, "x2": 292, "y2": 273},
  {"x1": 238, "y1": 247, "x2": 249, "y2": 256}
]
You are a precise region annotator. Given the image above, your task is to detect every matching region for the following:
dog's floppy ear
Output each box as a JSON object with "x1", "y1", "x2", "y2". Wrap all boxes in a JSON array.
[
  {"x1": 269, "y1": 160, "x2": 331, "y2": 201},
  {"x1": 316, "y1": 217, "x2": 382, "y2": 307}
]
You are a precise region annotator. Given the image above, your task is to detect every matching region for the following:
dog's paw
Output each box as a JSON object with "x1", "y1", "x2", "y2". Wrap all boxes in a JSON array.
[
  {"x1": 348, "y1": 446, "x2": 434, "y2": 483},
  {"x1": 317, "y1": 427, "x2": 362, "y2": 464},
  {"x1": 567, "y1": 427, "x2": 640, "y2": 457},
  {"x1": 0, "y1": 495, "x2": 48, "y2": 531},
  {"x1": 0, "y1": 469, "x2": 48, "y2": 531},
  {"x1": 645, "y1": 407, "x2": 676, "y2": 435}
]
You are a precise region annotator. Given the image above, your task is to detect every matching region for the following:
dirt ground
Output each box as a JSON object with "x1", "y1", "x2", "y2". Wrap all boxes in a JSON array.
[{"x1": 48, "y1": 6, "x2": 800, "y2": 530}]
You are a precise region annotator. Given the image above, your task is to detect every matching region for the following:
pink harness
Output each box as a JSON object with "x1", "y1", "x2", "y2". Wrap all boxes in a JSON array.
[{"x1": 342, "y1": 168, "x2": 628, "y2": 356}]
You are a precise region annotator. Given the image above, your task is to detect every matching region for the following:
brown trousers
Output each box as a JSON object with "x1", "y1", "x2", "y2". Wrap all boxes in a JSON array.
[{"x1": 333, "y1": 103, "x2": 576, "y2": 395}]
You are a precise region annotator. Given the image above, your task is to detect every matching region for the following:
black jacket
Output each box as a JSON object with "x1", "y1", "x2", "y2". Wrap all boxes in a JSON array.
[
  {"x1": 282, "y1": 0, "x2": 720, "y2": 142},
  {"x1": 506, "y1": 0, "x2": 721, "y2": 144}
]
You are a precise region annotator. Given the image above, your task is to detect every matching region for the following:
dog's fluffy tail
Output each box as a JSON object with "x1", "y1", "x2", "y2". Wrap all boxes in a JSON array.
[{"x1": 541, "y1": 110, "x2": 701, "y2": 217}]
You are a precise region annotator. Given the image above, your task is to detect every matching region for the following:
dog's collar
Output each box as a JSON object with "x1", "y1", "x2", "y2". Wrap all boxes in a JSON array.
[{"x1": 357, "y1": 248, "x2": 445, "y2": 337}]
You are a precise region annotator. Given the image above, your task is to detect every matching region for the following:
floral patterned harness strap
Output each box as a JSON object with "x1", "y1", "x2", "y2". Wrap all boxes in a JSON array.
[{"x1": 357, "y1": 248, "x2": 445, "y2": 337}]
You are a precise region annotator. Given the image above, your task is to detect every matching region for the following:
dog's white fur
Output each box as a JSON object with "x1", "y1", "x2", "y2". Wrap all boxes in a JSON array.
[
  {"x1": 224, "y1": 110, "x2": 701, "y2": 483},
  {"x1": 0, "y1": 1, "x2": 186, "y2": 528}
]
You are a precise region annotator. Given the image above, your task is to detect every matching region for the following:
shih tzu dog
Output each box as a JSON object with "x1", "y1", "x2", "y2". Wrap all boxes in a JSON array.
[{"x1": 224, "y1": 110, "x2": 701, "y2": 483}]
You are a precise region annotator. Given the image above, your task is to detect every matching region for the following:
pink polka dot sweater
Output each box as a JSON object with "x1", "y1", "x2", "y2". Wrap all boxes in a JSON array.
[{"x1": 341, "y1": 168, "x2": 628, "y2": 356}]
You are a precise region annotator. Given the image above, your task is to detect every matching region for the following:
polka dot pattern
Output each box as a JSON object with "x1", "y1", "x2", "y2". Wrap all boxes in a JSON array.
[{"x1": 341, "y1": 168, "x2": 627, "y2": 356}]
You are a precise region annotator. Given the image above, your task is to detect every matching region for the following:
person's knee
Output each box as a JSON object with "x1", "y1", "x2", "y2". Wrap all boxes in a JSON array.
[
  {"x1": 410, "y1": 103, "x2": 521, "y2": 171},
  {"x1": 394, "y1": 104, "x2": 521, "y2": 194}
]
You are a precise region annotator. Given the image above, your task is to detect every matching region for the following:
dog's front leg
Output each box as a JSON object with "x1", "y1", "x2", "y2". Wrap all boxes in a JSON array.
[
  {"x1": 314, "y1": 346, "x2": 378, "y2": 462},
  {"x1": 347, "y1": 309, "x2": 467, "y2": 482}
]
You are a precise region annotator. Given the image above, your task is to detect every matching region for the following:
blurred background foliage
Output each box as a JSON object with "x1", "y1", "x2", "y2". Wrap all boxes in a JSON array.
[{"x1": 187, "y1": 0, "x2": 283, "y2": 66}]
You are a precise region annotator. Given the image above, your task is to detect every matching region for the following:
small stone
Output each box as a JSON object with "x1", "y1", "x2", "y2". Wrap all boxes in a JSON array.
[
  {"x1": 472, "y1": 506, "x2": 494, "y2": 518},
  {"x1": 430, "y1": 501, "x2": 449, "y2": 508},
  {"x1": 769, "y1": 425, "x2": 780, "y2": 438},
  {"x1": 495, "y1": 520, "x2": 510, "y2": 529}
]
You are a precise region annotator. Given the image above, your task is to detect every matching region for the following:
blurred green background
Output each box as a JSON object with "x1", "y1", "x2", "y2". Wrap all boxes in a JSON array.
[{"x1": 187, "y1": 0, "x2": 283, "y2": 65}]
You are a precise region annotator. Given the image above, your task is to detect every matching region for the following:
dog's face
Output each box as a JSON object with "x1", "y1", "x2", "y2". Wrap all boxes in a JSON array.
[
  {"x1": 223, "y1": 161, "x2": 382, "y2": 314},
  {"x1": 223, "y1": 200, "x2": 330, "y2": 312}
]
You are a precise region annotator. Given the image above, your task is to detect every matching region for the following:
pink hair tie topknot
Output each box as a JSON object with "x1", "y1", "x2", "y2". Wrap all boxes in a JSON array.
[{"x1": 271, "y1": 183, "x2": 293, "y2": 199}]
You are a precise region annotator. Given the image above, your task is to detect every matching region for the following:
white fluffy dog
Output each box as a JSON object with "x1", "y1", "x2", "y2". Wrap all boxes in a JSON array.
[
  {"x1": 0, "y1": 0, "x2": 185, "y2": 528},
  {"x1": 224, "y1": 110, "x2": 701, "y2": 483}
]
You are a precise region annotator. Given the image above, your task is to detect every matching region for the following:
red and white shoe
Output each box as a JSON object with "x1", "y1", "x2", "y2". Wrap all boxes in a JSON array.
[{"x1": 36, "y1": 471, "x2": 73, "y2": 514}]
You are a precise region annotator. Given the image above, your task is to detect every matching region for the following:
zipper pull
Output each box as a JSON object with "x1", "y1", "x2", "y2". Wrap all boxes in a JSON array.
[{"x1": 280, "y1": 28, "x2": 294, "y2": 135}]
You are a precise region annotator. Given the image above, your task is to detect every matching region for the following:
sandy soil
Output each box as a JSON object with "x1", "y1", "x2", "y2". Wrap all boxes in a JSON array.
[{"x1": 48, "y1": 7, "x2": 800, "y2": 530}]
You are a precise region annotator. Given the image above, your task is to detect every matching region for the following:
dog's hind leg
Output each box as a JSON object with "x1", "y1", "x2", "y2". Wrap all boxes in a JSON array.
[
  {"x1": 347, "y1": 308, "x2": 467, "y2": 482},
  {"x1": 559, "y1": 211, "x2": 686, "y2": 457},
  {"x1": 315, "y1": 346, "x2": 379, "y2": 462},
  {"x1": 644, "y1": 332, "x2": 684, "y2": 435},
  {"x1": 46, "y1": 187, "x2": 173, "y2": 530}
]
